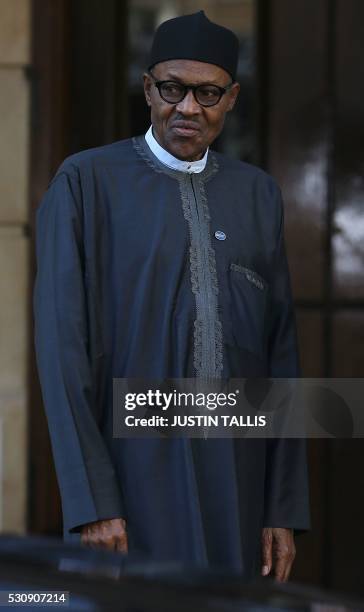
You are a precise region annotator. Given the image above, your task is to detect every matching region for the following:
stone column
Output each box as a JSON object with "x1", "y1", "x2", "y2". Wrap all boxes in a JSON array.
[{"x1": 0, "y1": 0, "x2": 30, "y2": 533}]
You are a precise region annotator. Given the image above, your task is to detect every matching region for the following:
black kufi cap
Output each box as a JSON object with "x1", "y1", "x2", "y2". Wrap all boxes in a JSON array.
[{"x1": 148, "y1": 10, "x2": 239, "y2": 80}]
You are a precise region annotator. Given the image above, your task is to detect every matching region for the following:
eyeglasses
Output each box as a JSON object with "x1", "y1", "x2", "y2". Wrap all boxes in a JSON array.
[{"x1": 148, "y1": 71, "x2": 234, "y2": 107}]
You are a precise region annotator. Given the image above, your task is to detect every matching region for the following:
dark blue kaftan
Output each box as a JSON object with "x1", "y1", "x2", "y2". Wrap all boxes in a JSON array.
[{"x1": 33, "y1": 135, "x2": 310, "y2": 579}]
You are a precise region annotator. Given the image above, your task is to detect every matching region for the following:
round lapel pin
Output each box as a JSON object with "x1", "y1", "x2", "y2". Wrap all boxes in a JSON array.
[{"x1": 214, "y1": 230, "x2": 226, "y2": 241}]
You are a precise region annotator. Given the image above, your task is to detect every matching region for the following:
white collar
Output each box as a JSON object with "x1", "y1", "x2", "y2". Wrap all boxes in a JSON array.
[{"x1": 145, "y1": 125, "x2": 208, "y2": 173}]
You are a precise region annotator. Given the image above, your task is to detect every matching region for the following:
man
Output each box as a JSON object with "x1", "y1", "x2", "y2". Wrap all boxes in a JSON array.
[{"x1": 33, "y1": 11, "x2": 310, "y2": 582}]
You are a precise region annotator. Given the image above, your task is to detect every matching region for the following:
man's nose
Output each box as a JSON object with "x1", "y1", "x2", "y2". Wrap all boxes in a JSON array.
[{"x1": 175, "y1": 89, "x2": 201, "y2": 114}]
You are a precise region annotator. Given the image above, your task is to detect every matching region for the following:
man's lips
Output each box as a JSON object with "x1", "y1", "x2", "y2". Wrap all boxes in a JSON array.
[{"x1": 170, "y1": 121, "x2": 201, "y2": 137}]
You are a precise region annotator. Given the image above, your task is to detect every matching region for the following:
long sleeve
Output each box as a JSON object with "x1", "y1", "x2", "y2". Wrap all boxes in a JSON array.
[
  {"x1": 33, "y1": 168, "x2": 125, "y2": 534},
  {"x1": 263, "y1": 183, "x2": 311, "y2": 532}
]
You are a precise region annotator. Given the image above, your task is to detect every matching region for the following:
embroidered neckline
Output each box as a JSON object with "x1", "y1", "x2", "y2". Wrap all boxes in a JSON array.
[{"x1": 132, "y1": 135, "x2": 218, "y2": 182}]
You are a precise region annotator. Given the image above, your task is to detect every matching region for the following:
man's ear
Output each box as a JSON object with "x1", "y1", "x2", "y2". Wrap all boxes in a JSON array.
[
  {"x1": 143, "y1": 72, "x2": 152, "y2": 107},
  {"x1": 226, "y1": 82, "x2": 240, "y2": 112}
]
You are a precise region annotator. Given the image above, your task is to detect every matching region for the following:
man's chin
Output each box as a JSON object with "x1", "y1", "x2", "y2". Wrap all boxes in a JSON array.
[{"x1": 168, "y1": 140, "x2": 205, "y2": 162}]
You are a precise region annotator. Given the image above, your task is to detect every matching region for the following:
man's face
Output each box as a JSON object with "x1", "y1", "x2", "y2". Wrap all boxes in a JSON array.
[{"x1": 143, "y1": 59, "x2": 240, "y2": 161}]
